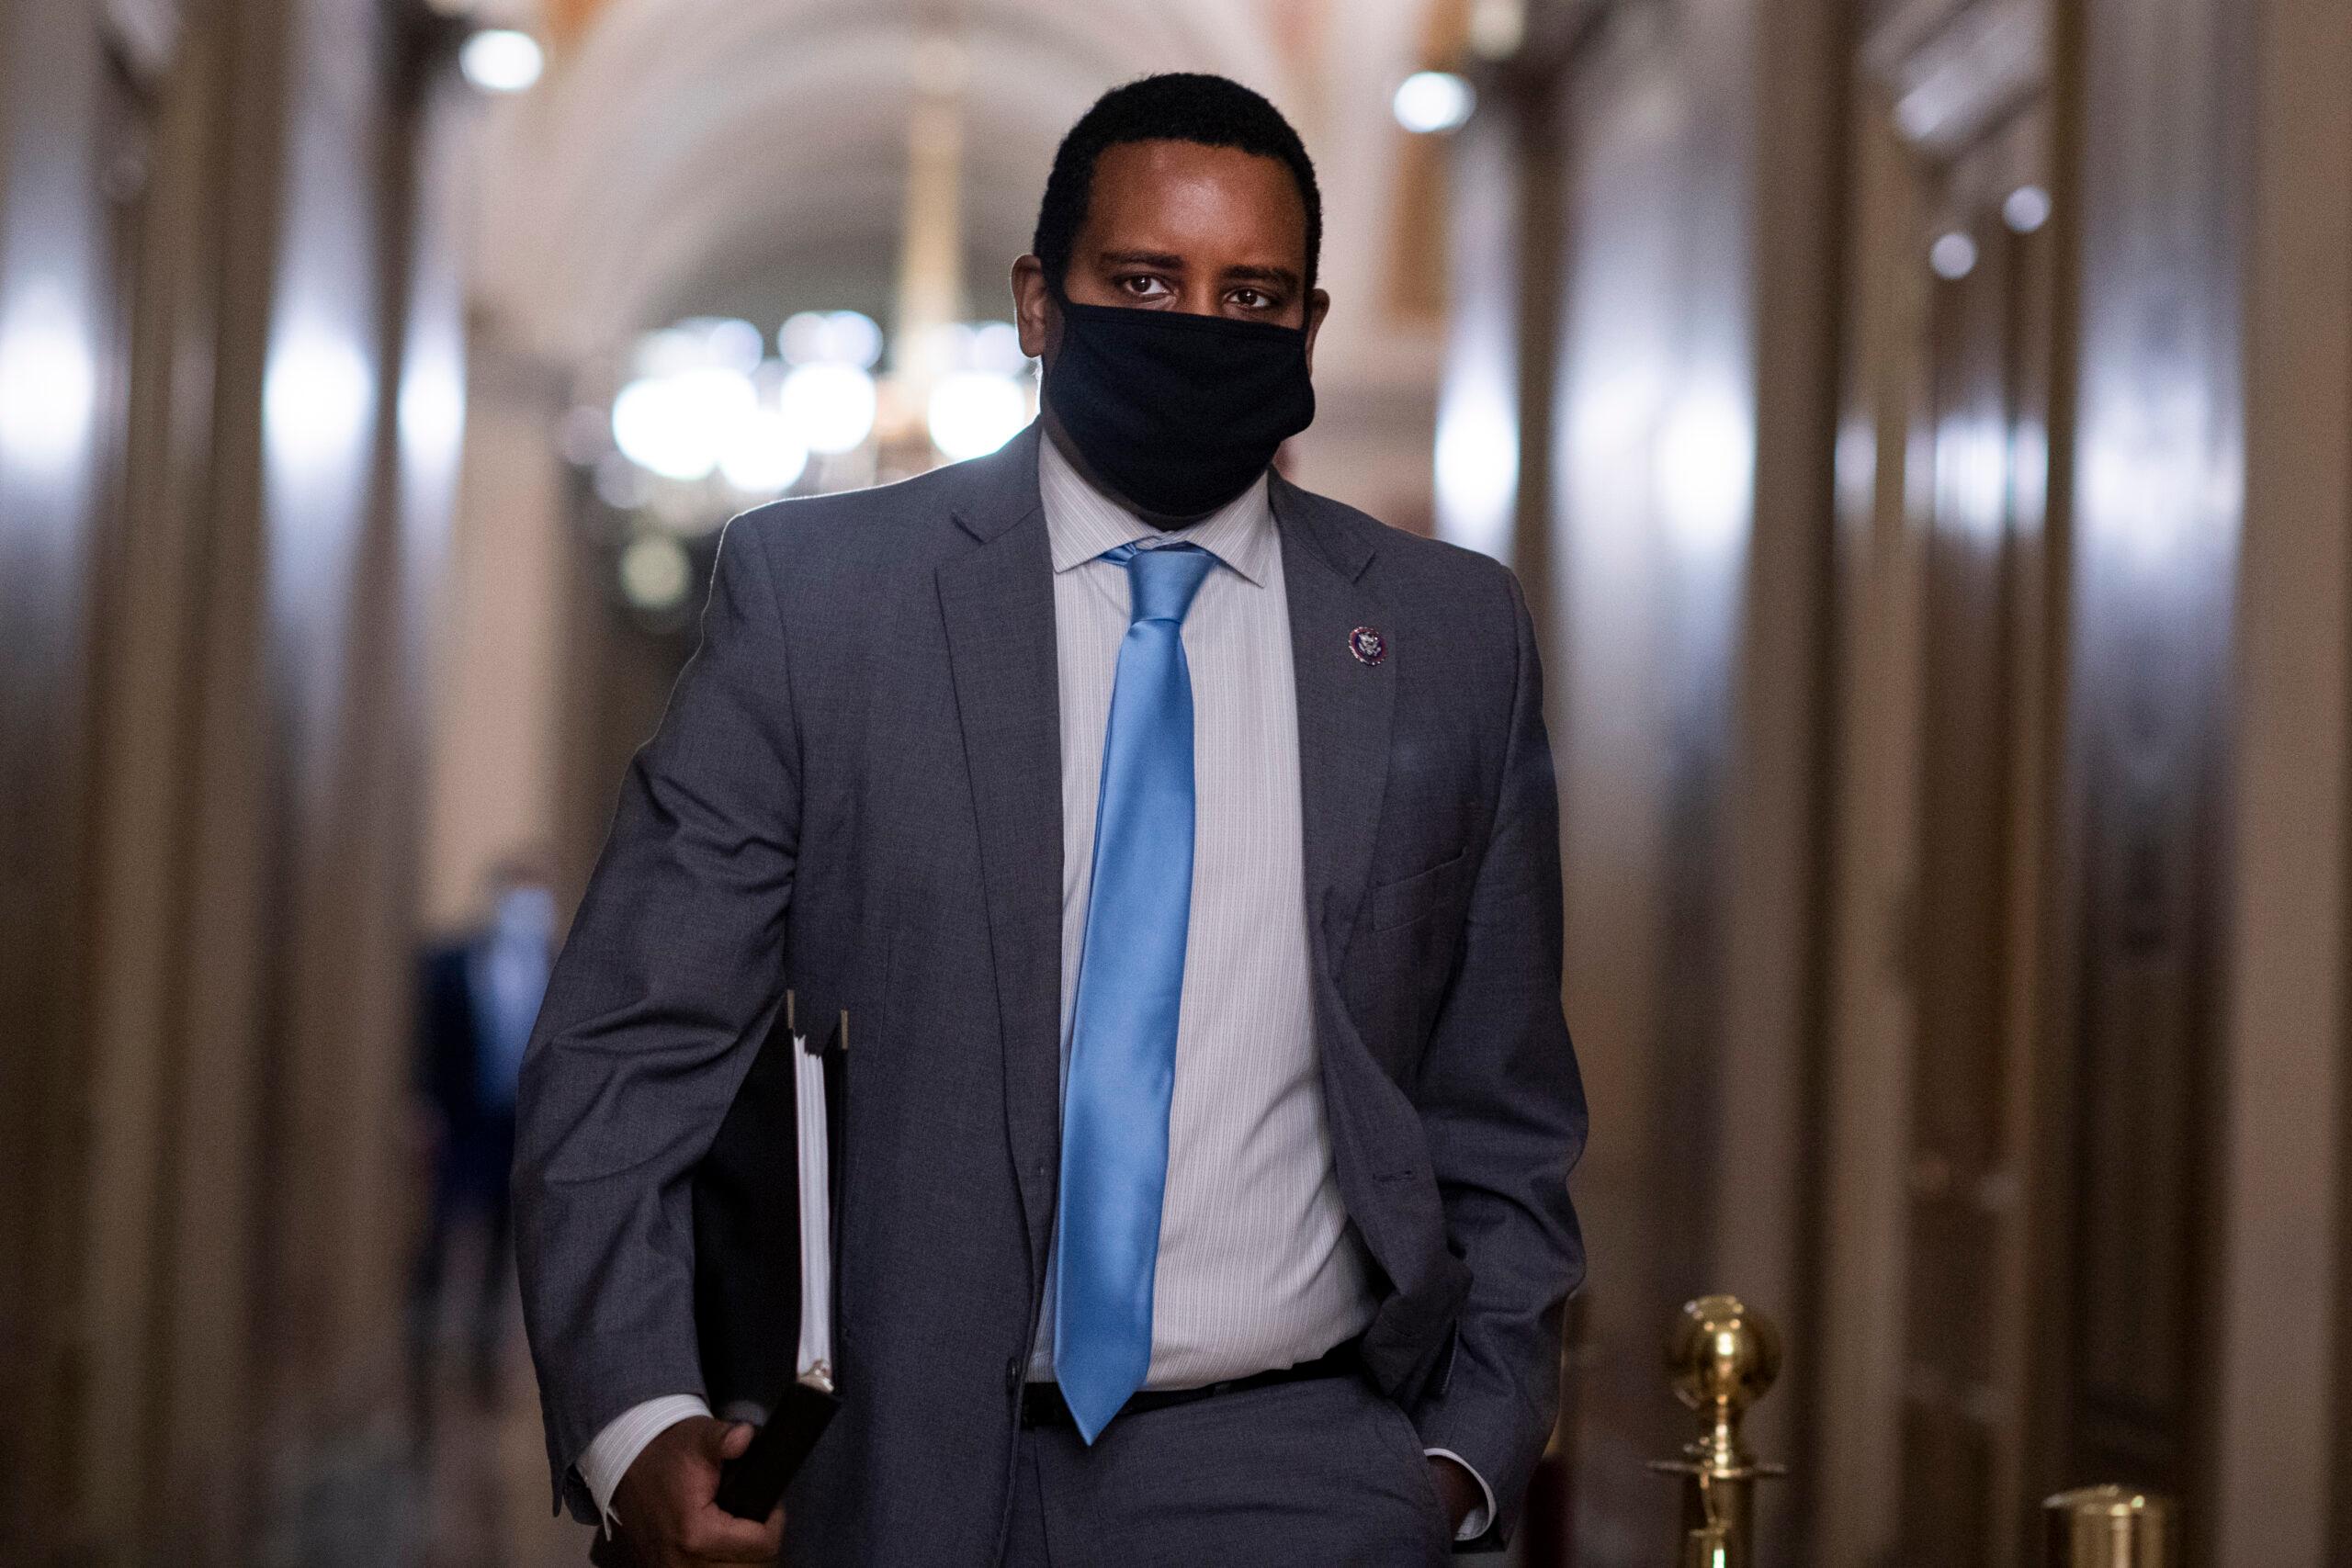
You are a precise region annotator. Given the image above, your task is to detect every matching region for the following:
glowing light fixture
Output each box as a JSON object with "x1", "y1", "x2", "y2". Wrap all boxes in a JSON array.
[
  {"x1": 778, "y1": 362, "x2": 877, "y2": 455},
  {"x1": 719, "y1": 403, "x2": 811, "y2": 495},
  {"x1": 1655, "y1": 385, "x2": 1753, "y2": 558},
  {"x1": 969, "y1": 321, "x2": 1027, "y2": 374},
  {"x1": 397, "y1": 353, "x2": 465, "y2": 468},
  {"x1": 1394, "y1": 72, "x2": 1476, "y2": 135},
  {"x1": 0, "y1": 286, "x2": 96, "y2": 474},
  {"x1": 612, "y1": 367, "x2": 755, "y2": 481},
  {"x1": 618, "y1": 534, "x2": 692, "y2": 613},
  {"x1": 264, "y1": 328, "x2": 376, "y2": 478},
  {"x1": 1930, "y1": 231, "x2": 1979, "y2": 279},
  {"x1": 1894, "y1": 93, "x2": 1939, "y2": 141},
  {"x1": 690, "y1": 316, "x2": 766, "y2": 374},
  {"x1": 928, "y1": 371, "x2": 1028, "y2": 461},
  {"x1": 1433, "y1": 386, "x2": 1518, "y2": 560},
  {"x1": 460, "y1": 28, "x2": 543, "y2": 94},
  {"x1": 2003, "y1": 186, "x2": 2052, "y2": 234},
  {"x1": 779, "y1": 310, "x2": 884, "y2": 369}
]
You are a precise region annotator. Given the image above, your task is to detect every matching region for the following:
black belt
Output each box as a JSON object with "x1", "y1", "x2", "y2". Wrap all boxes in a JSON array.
[{"x1": 1020, "y1": 1337, "x2": 1364, "y2": 1429}]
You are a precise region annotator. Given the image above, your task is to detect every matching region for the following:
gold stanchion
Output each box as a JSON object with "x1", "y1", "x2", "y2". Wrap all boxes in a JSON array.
[
  {"x1": 2044, "y1": 1486, "x2": 2177, "y2": 1568},
  {"x1": 1649, "y1": 1295, "x2": 1784, "y2": 1568}
]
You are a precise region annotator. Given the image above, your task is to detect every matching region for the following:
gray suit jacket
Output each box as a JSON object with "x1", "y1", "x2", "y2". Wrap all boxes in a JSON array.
[{"x1": 514, "y1": 423, "x2": 1586, "y2": 1562}]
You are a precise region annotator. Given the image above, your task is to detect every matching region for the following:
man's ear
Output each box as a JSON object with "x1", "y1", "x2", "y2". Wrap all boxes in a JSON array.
[
  {"x1": 1303, "y1": 287, "x2": 1331, "y2": 370},
  {"x1": 1012, "y1": 255, "x2": 1057, "y2": 361}
]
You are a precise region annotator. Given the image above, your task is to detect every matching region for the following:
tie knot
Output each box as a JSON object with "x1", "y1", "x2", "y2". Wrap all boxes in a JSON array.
[{"x1": 1109, "y1": 541, "x2": 1216, "y2": 626}]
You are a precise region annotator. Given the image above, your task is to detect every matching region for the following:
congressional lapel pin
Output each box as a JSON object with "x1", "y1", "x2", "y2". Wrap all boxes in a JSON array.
[{"x1": 1348, "y1": 626, "x2": 1387, "y2": 666}]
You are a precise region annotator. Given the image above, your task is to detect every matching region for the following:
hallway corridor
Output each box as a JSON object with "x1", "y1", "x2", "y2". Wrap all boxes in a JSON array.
[{"x1": 5, "y1": 0, "x2": 2351, "y2": 1563}]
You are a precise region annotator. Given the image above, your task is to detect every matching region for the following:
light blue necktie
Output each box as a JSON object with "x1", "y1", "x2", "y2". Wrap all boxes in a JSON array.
[{"x1": 1053, "y1": 539, "x2": 1217, "y2": 1443}]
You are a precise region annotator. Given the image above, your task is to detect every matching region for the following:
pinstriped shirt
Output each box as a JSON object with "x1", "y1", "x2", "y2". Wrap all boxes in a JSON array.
[
  {"x1": 1028, "y1": 432, "x2": 1375, "y2": 1388},
  {"x1": 582, "y1": 438, "x2": 1491, "y2": 1540}
]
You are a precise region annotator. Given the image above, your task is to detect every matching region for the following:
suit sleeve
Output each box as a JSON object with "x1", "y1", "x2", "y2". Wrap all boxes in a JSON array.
[
  {"x1": 512, "y1": 516, "x2": 799, "y2": 1519},
  {"x1": 1406, "y1": 567, "x2": 1587, "y2": 1546}
]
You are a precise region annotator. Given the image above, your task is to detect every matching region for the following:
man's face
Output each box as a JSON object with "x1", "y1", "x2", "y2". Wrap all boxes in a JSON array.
[{"x1": 1013, "y1": 139, "x2": 1329, "y2": 365}]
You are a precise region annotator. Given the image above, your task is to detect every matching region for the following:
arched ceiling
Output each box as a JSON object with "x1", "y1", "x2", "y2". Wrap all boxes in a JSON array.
[{"x1": 469, "y1": 0, "x2": 1300, "y2": 363}]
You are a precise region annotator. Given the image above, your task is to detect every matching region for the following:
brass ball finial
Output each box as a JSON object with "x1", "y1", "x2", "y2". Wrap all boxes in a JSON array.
[
  {"x1": 1667, "y1": 1293, "x2": 1781, "y2": 1418},
  {"x1": 1657, "y1": 1293, "x2": 1785, "y2": 1490},
  {"x1": 1653, "y1": 1295, "x2": 1785, "y2": 1567}
]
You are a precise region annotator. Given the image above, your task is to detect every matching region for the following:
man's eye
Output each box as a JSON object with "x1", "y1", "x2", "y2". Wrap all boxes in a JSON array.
[
  {"x1": 1118, "y1": 275, "x2": 1171, "y2": 299},
  {"x1": 1229, "y1": 288, "x2": 1274, "y2": 310}
]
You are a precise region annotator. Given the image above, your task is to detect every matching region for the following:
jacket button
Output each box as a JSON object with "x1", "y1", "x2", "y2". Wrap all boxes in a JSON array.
[{"x1": 1006, "y1": 1357, "x2": 1023, "y2": 1393}]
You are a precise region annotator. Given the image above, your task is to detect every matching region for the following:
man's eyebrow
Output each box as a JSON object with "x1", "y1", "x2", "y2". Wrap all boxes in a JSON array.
[
  {"x1": 1223, "y1": 264, "x2": 1302, "y2": 291},
  {"x1": 1097, "y1": 249, "x2": 1189, "y2": 270}
]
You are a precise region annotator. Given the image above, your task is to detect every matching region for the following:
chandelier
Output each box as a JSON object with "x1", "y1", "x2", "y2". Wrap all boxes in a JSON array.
[{"x1": 581, "y1": 11, "x2": 1028, "y2": 623}]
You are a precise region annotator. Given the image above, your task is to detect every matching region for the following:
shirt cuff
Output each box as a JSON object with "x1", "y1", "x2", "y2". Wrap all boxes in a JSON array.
[
  {"x1": 579, "y1": 1394, "x2": 712, "y2": 1534},
  {"x1": 1424, "y1": 1448, "x2": 1497, "y2": 1541}
]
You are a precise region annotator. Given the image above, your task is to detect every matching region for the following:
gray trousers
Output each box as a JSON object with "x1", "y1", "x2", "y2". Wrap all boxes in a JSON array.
[
  {"x1": 1001, "y1": 1375, "x2": 1455, "y2": 1568},
  {"x1": 585, "y1": 1377, "x2": 1454, "y2": 1567}
]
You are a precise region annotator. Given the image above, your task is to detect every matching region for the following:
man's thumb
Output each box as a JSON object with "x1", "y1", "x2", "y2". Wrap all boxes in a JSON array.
[{"x1": 713, "y1": 1419, "x2": 754, "y2": 1461}]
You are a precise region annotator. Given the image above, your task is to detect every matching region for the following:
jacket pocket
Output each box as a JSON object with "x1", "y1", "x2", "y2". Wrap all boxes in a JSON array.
[{"x1": 1369, "y1": 850, "x2": 1469, "y2": 931}]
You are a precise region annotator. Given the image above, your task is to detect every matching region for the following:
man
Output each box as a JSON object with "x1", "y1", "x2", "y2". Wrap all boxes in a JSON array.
[
  {"x1": 515, "y1": 73, "x2": 1585, "y2": 1567},
  {"x1": 413, "y1": 853, "x2": 555, "y2": 1436}
]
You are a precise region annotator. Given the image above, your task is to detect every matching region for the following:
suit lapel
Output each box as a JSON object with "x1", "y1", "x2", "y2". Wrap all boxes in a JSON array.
[
  {"x1": 936, "y1": 426, "x2": 1065, "y2": 1272},
  {"x1": 1273, "y1": 476, "x2": 1393, "y2": 973}
]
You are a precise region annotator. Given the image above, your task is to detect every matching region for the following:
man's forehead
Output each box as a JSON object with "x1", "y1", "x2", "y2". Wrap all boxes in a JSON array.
[
  {"x1": 1090, "y1": 138, "x2": 1300, "y2": 196},
  {"x1": 1080, "y1": 141, "x2": 1309, "y2": 252}
]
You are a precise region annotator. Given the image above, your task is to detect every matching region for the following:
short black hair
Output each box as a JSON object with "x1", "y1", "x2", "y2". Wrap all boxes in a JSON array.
[{"x1": 1032, "y1": 73, "x2": 1323, "y2": 295}]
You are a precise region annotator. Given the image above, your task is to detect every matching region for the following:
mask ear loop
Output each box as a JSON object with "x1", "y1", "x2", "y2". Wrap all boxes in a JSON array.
[{"x1": 1037, "y1": 269, "x2": 1075, "y2": 382}]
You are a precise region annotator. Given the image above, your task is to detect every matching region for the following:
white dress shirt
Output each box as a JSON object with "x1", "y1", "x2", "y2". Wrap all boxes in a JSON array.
[
  {"x1": 1027, "y1": 428, "x2": 1374, "y2": 1387},
  {"x1": 580, "y1": 434, "x2": 1492, "y2": 1540}
]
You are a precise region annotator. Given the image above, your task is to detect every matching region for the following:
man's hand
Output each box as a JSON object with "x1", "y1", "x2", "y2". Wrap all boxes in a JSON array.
[
  {"x1": 1427, "y1": 1454, "x2": 1483, "y2": 1539},
  {"x1": 613, "y1": 1416, "x2": 784, "y2": 1566}
]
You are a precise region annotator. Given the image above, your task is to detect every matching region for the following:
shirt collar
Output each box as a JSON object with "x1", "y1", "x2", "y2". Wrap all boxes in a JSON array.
[{"x1": 1036, "y1": 429, "x2": 1276, "y2": 587}]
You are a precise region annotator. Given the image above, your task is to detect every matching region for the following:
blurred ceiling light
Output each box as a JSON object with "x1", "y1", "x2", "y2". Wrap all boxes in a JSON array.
[
  {"x1": 264, "y1": 327, "x2": 376, "y2": 477},
  {"x1": 1655, "y1": 385, "x2": 1754, "y2": 558},
  {"x1": 719, "y1": 404, "x2": 810, "y2": 495},
  {"x1": 828, "y1": 310, "x2": 883, "y2": 369},
  {"x1": 1835, "y1": 421, "x2": 1878, "y2": 508},
  {"x1": 778, "y1": 313, "x2": 824, "y2": 365},
  {"x1": 1893, "y1": 91, "x2": 1939, "y2": 142},
  {"x1": 2003, "y1": 185, "x2": 2052, "y2": 233},
  {"x1": 1930, "y1": 231, "x2": 1979, "y2": 279},
  {"x1": 970, "y1": 320, "x2": 1028, "y2": 375},
  {"x1": 618, "y1": 534, "x2": 692, "y2": 613},
  {"x1": 612, "y1": 367, "x2": 755, "y2": 480},
  {"x1": 1393, "y1": 72, "x2": 1476, "y2": 135},
  {"x1": 0, "y1": 286, "x2": 96, "y2": 474},
  {"x1": 928, "y1": 371, "x2": 1028, "y2": 461},
  {"x1": 779, "y1": 362, "x2": 877, "y2": 454},
  {"x1": 690, "y1": 316, "x2": 766, "y2": 374},
  {"x1": 907, "y1": 321, "x2": 975, "y2": 381},
  {"x1": 635, "y1": 318, "x2": 763, "y2": 378},
  {"x1": 1568, "y1": 362, "x2": 1667, "y2": 458},
  {"x1": 633, "y1": 326, "x2": 703, "y2": 379},
  {"x1": 1433, "y1": 387, "x2": 1518, "y2": 561},
  {"x1": 906, "y1": 319, "x2": 1032, "y2": 382},
  {"x1": 779, "y1": 310, "x2": 883, "y2": 369},
  {"x1": 397, "y1": 352, "x2": 465, "y2": 468},
  {"x1": 459, "y1": 28, "x2": 543, "y2": 93}
]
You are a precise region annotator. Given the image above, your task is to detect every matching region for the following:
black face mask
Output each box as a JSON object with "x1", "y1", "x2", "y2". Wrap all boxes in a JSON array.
[{"x1": 1042, "y1": 299, "x2": 1316, "y2": 518}]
